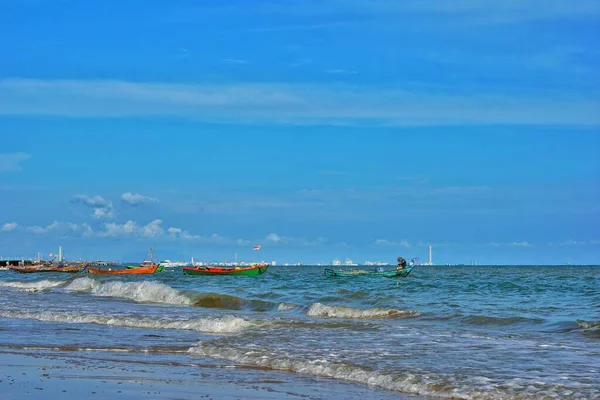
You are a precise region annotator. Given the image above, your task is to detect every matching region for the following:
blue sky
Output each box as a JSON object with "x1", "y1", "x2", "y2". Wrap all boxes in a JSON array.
[{"x1": 0, "y1": 0, "x2": 599, "y2": 264}]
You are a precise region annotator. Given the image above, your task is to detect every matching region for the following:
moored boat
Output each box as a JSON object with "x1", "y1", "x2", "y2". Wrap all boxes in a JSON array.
[
  {"x1": 183, "y1": 264, "x2": 269, "y2": 276},
  {"x1": 124, "y1": 248, "x2": 163, "y2": 272},
  {"x1": 324, "y1": 266, "x2": 413, "y2": 278},
  {"x1": 9, "y1": 263, "x2": 87, "y2": 274},
  {"x1": 87, "y1": 264, "x2": 159, "y2": 275},
  {"x1": 126, "y1": 260, "x2": 164, "y2": 272}
]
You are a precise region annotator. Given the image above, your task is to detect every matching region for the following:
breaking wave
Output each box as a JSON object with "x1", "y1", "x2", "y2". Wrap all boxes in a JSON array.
[
  {"x1": 0, "y1": 309, "x2": 252, "y2": 334},
  {"x1": 188, "y1": 342, "x2": 548, "y2": 399},
  {"x1": 0, "y1": 279, "x2": 66, "y2": 291},
  {"x1": 576, "y1": 320, "x2": 600, "y2": 330},
  {"x1": 307, "y1": 303, "x2": 418, "y2": 319},
  {"x1": 276, "y1": 303, "x2": 297, "y2": 311},
  {"x1": 64, "y1": 278, "x2": 193, "y2": 305}
]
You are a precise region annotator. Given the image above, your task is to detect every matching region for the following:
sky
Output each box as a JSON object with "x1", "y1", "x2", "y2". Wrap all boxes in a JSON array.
[{"x1": 0, "y1": 0, "x2": 599, "y2": 264}]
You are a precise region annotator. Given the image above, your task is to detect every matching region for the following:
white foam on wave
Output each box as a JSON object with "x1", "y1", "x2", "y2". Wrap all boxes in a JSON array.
[
  {"x1": 63, "y1": 277, "x2": 101, "y2": 292},
  {"x1": 0, "y1": 309, "x2": 252, "y2": 333},
  {"x1": 0, "y1": 279, "x2": 66, "y2": 291},
  {"x1": 64, "y1": 278, "x2": 192, "y2": 305},
  {"x1": 277, "y1": 303, "x2": 297, "y2": 311},
  {"x1": 189, "y1": 343, "x2": 589, "y2": 399},
  {"x1": 576, "y1": 320, "x2": 600, "y2": 329},
  {"x1": 307, "y1": 302, "x2": 419, "y2": 319},
  {"x1": 188, "y1": 343, "x2": 455, "y2": 398}
]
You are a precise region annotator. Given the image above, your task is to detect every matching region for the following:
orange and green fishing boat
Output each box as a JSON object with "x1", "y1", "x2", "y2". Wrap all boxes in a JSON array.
[
  {"x1": 87, "y1": 264, "x2": 159, "y2": 275},
  {"x1": 123, "y1": 248, "x2": 163, "y2": 272},
  {"x1": 183, "y1": 264, "x2": 269, "y2": 276}
]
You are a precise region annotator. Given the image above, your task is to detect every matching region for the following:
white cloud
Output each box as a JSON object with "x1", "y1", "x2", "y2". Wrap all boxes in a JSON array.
[
  {"x1": 268, "y1": 0, "x2": 600, "y2": 25},
  {"x1": 266, "y1": 233, "x2": 281, "y2": 243},
  {"x1": 1, "y1": 78, "x2": 597, "y2": 126},
  {"x1": 103, "y1": 220, "x2": 137, "y2": 237},
  {"x1": 222, "y1": 58, "x2": 248, "y2": 64},
  {"x1": 97, "y1": 220, "x2": 241, "y2": 244},
  {"x1": 25, "y1": 221, "x2": 93, "y2": 237},
  {"x1": 385, "y1": 0, "x2": 600, "y2": 24},
  {"x1": 487, "y1": 241, "x2": 531, "y2": 247},
  {"x1": 73, "y1": 194, "x2": 116, "y2": 219},
  {"x1": 142, "y1": 219, "x2": 165, "y2": 237},
  {"x1": 324, "y1": 69, "x2": 358, "y2": 75},
  {"x1": 375, "y1": 239, "x2": 411, "y2": 248},
  {"x1": 1, "y1": 222, "x2": 18, "y2": 232},
  {"x1": 431, "y1": 186, "x2": 493, "y2": 196},
  {"x1": 263, "y1": 233, "x2": 326, "y2": 246},
  {"x1": 121, "y1": 192, "x2": 159, "y2": 206},
  {"x1": 73, "y1": 194, "x2": 110, "y2": 208},
  {"x1": 550, "y1": 239, "x2": 587, "y2": 247},
  {"x1": 0, "y1": 152, "x2": 30, "y2": 172}
]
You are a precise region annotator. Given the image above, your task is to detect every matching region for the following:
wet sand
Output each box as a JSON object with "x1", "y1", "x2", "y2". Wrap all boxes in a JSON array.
[{"x1": 0, "y1": 351, "x2": 415, "y2": 400}]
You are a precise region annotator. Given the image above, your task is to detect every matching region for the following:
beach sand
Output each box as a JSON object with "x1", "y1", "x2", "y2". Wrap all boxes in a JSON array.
[{"x1": 0, "y1": 350, "x2": 414, "y2": 400}]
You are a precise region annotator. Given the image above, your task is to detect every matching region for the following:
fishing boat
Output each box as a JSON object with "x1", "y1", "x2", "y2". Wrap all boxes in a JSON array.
[
  {"x1": 324, "y1": 266, "x2": 413, "y2": 278},
  {"x1": 183, "y1": 264, "x2": 269, "y2": 276},
  {"x1": 125, "y1": 248, "x2": 164, "y2": 272},
  {"x1": 87, "y1": 264, "x2": 159, "y2": 275},
  {"x1": 9, "y1": 263, "x2": 87, "y2": 274},
  {"x1": 325, "y1": 256, "x2": 413, "y2": 278},
  {"x1": 126, "y1": 260, "x2": 164, "y2": 272}
]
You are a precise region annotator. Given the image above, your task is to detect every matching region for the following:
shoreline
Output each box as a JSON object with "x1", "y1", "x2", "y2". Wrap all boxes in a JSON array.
[{"x1": 0, "y1": 350, "x2": 417, "y2": 400}]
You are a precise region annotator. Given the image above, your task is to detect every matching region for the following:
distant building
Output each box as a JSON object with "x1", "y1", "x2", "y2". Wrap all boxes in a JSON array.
[{"x1": 332, "y1": 258, "x2": 342, "y2": 266}]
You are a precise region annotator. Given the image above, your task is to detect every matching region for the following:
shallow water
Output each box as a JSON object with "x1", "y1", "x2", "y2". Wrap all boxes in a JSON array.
[{"x1": 1, "y1": 265, "x2": 598, "y2": 399}]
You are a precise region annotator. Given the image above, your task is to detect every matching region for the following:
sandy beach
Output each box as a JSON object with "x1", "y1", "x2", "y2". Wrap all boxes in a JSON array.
[{"x1": 0, "y1": 350, "x2": 414, "y2": 400}]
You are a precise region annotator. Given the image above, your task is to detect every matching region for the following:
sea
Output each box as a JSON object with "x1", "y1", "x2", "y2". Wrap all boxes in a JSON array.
[{"x1": 1, "y1": 265, "x2": 598, "y2": 399}]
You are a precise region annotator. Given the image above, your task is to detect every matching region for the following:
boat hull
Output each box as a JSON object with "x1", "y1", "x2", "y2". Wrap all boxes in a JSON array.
[
  {"x1": 9, "y1": 264, "x2": 87, "y2": 273},
  {"x1": 87, "y1": 265, "x2": 159, "y2": 275},
  {"x1": 126, "y1": 264, "x2": 164, "y2": 272},
  {"x1": 324, "y1": 267, "x2": 413, "y2": 278},
  {"x1": 183, "y1": 264, "x2": 269, "y2": 276}
]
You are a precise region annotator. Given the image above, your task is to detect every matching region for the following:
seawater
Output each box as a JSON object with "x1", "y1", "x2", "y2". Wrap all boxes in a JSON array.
[{"x1": 0, "y1": 265, "x2": 598, "y2": 399}]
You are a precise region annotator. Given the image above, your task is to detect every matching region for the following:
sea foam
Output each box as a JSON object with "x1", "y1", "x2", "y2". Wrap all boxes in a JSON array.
[
  {"x1": 0, "y1": 309, "x2": 251, "y2": 333},
  {"x1": 0, "y1": 279, "x2": 66, "y2": 291},
  {"x1": 64, "y1": 278, "x2": 193, "y2": 305},
  {"x1": 307, "y1": 302, "x2": 418, "y2": 319},
  {"x1": 188, "y1": 342, "x2": 509, "y2": 399}
]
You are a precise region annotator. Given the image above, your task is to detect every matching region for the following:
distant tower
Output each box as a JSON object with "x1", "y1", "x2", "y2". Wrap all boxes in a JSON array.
[
  {"x1": 428, "y1": 245, "x2": 432, "y2": 265},
  {"x1": 58, "y1": 245, "x2": 63, "y2": 263}
]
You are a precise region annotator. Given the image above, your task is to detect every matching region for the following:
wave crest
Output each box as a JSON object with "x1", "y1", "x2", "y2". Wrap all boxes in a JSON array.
[
  {"x1": 576, "y1": 320, "x2": 600, "y2": 330},
  {"x1": 0, "y1": 279, "x2": 65, "y2": 291},
  {"x1": 277, "y1": 303, "x2": 297, "y2": 311},
  {"x1": 307, "y1": 303, "x2": 418, "y2": 319},
  {"x1": 188, "y1": 343, "x2": 492, "y2": 399},
  {"x1": 66, "y1": 279, "x2": 193, "y2": 305},
  {"x1": 0, "y1": 310, "x2": 251, "y2": 333}
]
